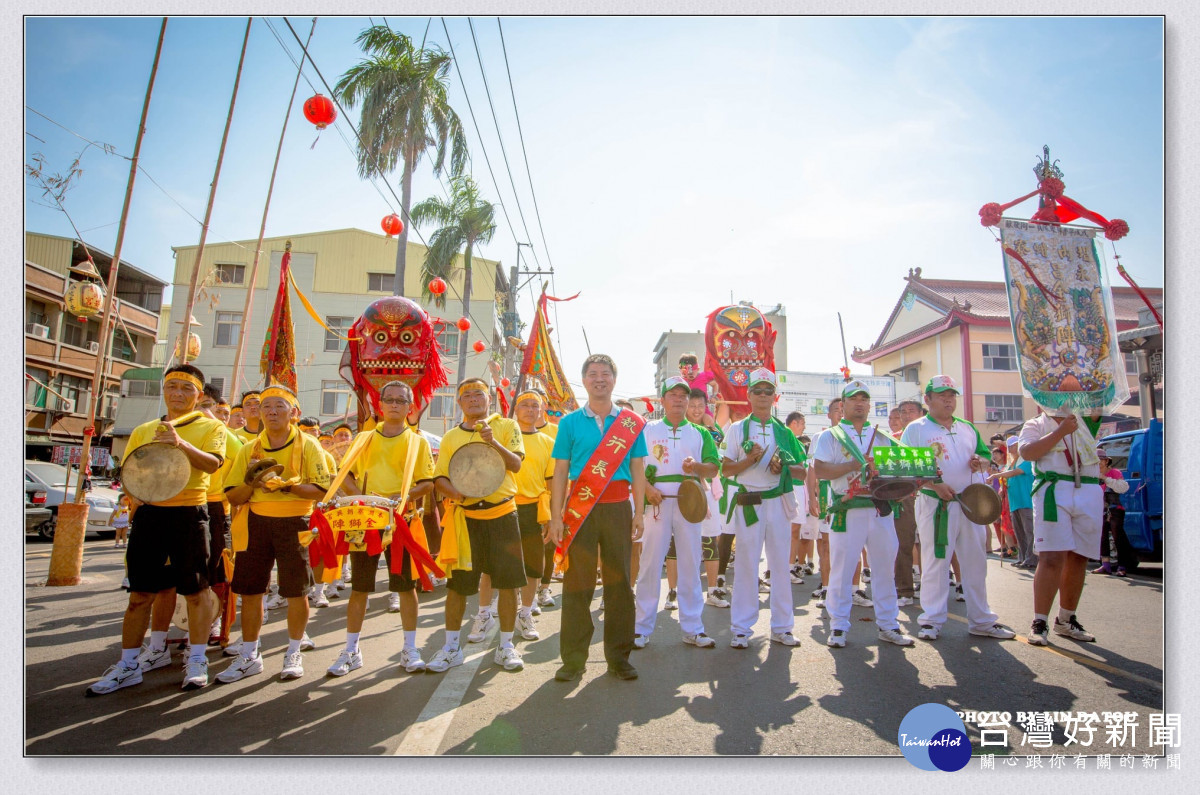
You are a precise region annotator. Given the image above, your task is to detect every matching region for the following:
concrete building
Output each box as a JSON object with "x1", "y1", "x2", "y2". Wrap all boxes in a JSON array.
[
  {"x1": 24, "y1": 231, "x2": 166, "y2": 466},
  {"x1": 650, "y1": 303, "x2": 788, "y2": 394},
  {"x1": 166, "y1": 228, "x2": 510, "y2": 436},
  {"x1": 851, "y1": 268, "x2": 1161, "y2": 440}
]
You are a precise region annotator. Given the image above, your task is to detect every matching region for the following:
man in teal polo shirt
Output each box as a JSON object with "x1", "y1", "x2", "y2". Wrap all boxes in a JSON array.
[{"x1": 547, "y1": 354, "x2": 648, "y2": 682}]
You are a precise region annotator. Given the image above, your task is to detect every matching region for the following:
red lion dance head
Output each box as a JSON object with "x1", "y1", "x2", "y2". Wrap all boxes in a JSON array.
[
  {"x1": 339, "y1": 296, "x2": 447, "y2": 426},
  {"x1": 704, "y1": 304, "x2": 777, "y2": 422}
]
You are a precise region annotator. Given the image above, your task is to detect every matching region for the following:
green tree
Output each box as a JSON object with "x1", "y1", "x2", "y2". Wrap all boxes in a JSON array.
[
  {"x1": 334, "y1": 25, "x2": 468, "y2": 296},
  {"x1": 410, "y1": 175, "x2": 497, "y2": 386}
]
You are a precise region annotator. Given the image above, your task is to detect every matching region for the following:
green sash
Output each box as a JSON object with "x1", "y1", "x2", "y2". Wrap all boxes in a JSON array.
[
  {"x1": 722, "y1": 416, "x2": 802, "y2": 526},
  {"x1": 1031, "y1": 469, "x2": 1103, "y2": 522},
  {"x1": 918, "y1": 488, "x2": 952, "y2": 559}
]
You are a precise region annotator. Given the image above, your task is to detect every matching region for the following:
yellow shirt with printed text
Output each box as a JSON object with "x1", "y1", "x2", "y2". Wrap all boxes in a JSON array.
[{"x1": 433, "y1": 417, "x2": 525, "y2": 505}]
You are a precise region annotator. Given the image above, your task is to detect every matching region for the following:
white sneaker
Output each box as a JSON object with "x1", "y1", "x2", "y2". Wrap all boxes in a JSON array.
[
  {"x1": 494, "y1": 645, "x2": 524, "y2": 671},
  {"x1": 954, "y1": 584, "x2": 966, "y2": 602},
  {"x1": 970, "y1": 623, "x2": 1017, "y2": 640},
  {"x1": 400, "y1": 647, "x2": 426, "y2": 672},
  {"x1": 137, "y1": 645, "x2": 172, "y2": 672},
  {"x1": 530, "y1": 603, "x2": 541, "y2": 617},
  {"x1": 217, "y1": 653, "x2": 264, "y2": 683},
  {"x1": 182, "y1": 658, "x2": 208, "y2": 690},
  {"x1": 897, "y1": 596, "x2": 915, "y2": 607},
  {"x1": 86, "y1": 660, "x2": 143, "y2": 696},
  {"x1": 300, "y1": 633, "x2": 315, "y2": 652},
  {"x1": 387, "y1": 592, "x2": 401, "y2": 613},
  {"x1": 770, "y1": 631, "x2": 800, "y2": 646},
  {"x1": 427, "y1": 646, "x2": 464, "y2": 673},
  {"x1": 121, "y1": 577, "x2": 130, "y2": 590},
  {"x1": 309, "y1": 591, "x2": 330, "y2": 609},
  {"x1": 332, "y1": 579, "x2": 345, "y2": 592},
  {"x1": 851, "y1": 589, "x2": 874, "y2": 608},
  {"x1": 633, "y1": 634, "x2": 649, "y2": 649},
  {"x1": 758, "y1": 579, "x2": 771, "y2": 594},
  {"x1": 917, "y1": 624, "x2": 940, "y2": 641},
  {"x1": 517, "y1": 612, "x2": 540, "y2": 640},
  {"x1": 826, "y1": 630, "x2": 846, "y2": 648},
  {"x1": 789, "y1": 566, "x2": 805, "y2": 584},
  {"x1": 729, "y1": 634, "x2": 749, "y2": 649},
  {"x1": 683, "y1": 632, "x2": 716, "y2": 648},
  {"x1": 862, "y1": 567, "x2": 872, "y2": 584},
  {"x1": 327, "y1": 584, "x2": 341, "y2": 600},
  {"x1": 664, "y1": 589, "x2": 678, "y2": 610},
  {"x1": 1053, "y1": 616, "x2": 1096, "y2": 642},
  {"x1": 222, "y1": 644, "x2": 241, "y2": 657},
  {"x1": 265, "y1": 593, "x2": 287, "y2": 610},
  {"x1": 705, "y1": 590, "x2": 730, "y2": 608},
  {"x1": 467, "y1": 612, "x2": 496, "y2": 643},
  {"x1": 878, "y1": 627, "x2": 915, "y2": 647},
  {"x1": 326, "y1": 648, "x2": 363, "y2": 677},
  {"x1": 537, "y1": 586, "x2": 555, "y2": 607},
  {"x1": 280, "y1": 651, "x2": 305, "y2": 680}
]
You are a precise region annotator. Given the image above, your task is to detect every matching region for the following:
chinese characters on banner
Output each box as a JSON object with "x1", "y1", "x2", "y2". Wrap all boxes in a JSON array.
[
  {"x1": 966, "y1": 711, "x2": 1181, "y2": 770},
  {"x1": 999, "y1": 219, "x2": 1130, "y2": 413}
]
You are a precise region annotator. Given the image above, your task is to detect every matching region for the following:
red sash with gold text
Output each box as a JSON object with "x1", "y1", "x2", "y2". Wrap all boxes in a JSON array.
[{"x1": 558, "y1": 408, "x2": 646, "y2": 558}]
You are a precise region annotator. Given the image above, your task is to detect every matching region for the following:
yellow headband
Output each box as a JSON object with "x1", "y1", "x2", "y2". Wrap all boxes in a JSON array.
[
  {"x1": 230, "y1": 407, "x2": 243, "y2": 414},
  {"x1": 164, "y1": 371, "x2": 204, "y2": 391},
  {"x1": 515, "y1": 390, "x2": 542, "y2": 406},
  {"x1": 260, "y1": 386, "x2": 299, "y2": 407},
  {"x1": 457, "y1": 382, "x2": 489, "y2": 398}
]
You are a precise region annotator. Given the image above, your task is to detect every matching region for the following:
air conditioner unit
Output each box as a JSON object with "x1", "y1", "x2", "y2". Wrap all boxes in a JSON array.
[
  {"x1": 102, "y1": 394, "x2": 119, "y2": 419},
  {"x1": 27, "y1": 323, "x2": 49, "y2": 339},
  {"x1": 87, "y1": 341, "x2": 100, "y2": 354},
  {"x1": 986, "y1": 412, "x2": 1002, "y2": 423},
  {"x1": 55, "y1": 397, "x2": 75, "y2": 413}
]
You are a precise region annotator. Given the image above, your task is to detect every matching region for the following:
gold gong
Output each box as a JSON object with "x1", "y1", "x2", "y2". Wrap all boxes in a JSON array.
[
  {"x1": 675, "y1": 479, "x2": 709, "y2": 524},
  {"x1": 122, "y1": 443, "x2": 190, "y2": 504},
  {"x1": 956, "y1": 483, "x2": 1002, "y2": 526},
  {"x1": 447, "y1": 442, "x2": 506, "y2": 499}
]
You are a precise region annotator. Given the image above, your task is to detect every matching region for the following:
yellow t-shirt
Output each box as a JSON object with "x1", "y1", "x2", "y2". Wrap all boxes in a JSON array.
[
  {"x1": 537, "y1": 422, "x2": 559, "y2": 439},
  {"x1": 124, "y1": 414, "x2": 227, "y2": 507},
  {"x1": 233, "y1": 424, "x2": 262, "y2": 444},
  {"x1": 348, "y1": 427, "x2": 435, "y2": 498},
  {"x1": 226, "y1": 428, "x2": 332, "y2": 517},
  {"x1": 207, "y1": 428, "x2": 245, "y2": 503},
  {"x1": 514, "y1": 430, "x2": 555, "y2": 501},
  {"x1": 433, "y1": 416, "x2": 525, "y2": 504}
]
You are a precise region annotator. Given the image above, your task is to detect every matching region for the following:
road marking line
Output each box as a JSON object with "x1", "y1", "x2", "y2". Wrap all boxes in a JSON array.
[
  {"x1": 945, "y1": 613, "x2": 1162, "y2": 691},
  {"x1": 393, "y1": 625, "x2": 498, "y2": 755}
]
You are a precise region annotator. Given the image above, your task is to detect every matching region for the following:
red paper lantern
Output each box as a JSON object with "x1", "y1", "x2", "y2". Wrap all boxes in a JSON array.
[
  {"x1": 500, "y1": 378, "x2": 511, "y2": 388},
  {"x1": 473, "y1": 340, "x2": 486, "y2": 353},
  {"x1": 381, "y1": 214, "x2": 404, "y2": 237},
  {"x1": 303, "y1": 94, "x2": 337, "y2": 130},
  {"x1": 428, "y1": 277, "x2": 447, "y2": 296},
  {"x1": 456, "y1": 317, "x2": 471, "y2": 332}
]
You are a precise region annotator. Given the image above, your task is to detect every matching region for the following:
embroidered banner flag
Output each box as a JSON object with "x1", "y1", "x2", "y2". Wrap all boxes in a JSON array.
[
  {"x1": 520, "y1": 288, "x2": 579, "y2": 415},
  {"x1": 999, "y1": 219, "x2": 1129, "y2": 412},
  {"x1": 260, "y1": 242, "x2": 297, "y2": 391}
]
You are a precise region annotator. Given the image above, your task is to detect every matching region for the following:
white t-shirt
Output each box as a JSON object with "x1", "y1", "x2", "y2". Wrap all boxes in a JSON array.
[
  {"x1": 900, "y1": 415, "x2": 988, "y2": 494},
  {"x1": 1017, "y1": 413, "x2": 1100, "y2": 478},
  {"x1": 811, "y1": 421, "x2": 897, "y2": 496},
  {"x1": 642, "y1": 418, "x2": 713, "y2": 497},
  {"x1": 721, "y1": 415, "x2": 783, "y2": 491}
]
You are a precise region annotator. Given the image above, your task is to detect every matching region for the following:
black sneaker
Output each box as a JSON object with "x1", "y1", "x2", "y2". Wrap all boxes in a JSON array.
[{"x1": 1028, "y1": 618, "x2": 1050, "y2": 646}]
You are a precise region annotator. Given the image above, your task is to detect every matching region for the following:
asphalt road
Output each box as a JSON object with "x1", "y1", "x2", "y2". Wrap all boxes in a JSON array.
[{"x1": 24, "y1": 537, "x2": 1165, "y2": 757}]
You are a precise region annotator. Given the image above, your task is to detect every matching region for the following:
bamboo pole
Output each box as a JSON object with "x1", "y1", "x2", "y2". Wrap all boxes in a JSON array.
[
  {"x1": 174, "y1": 17, "x2": 252, "y2": 367},
  {"x1": 47, "y1": 18, "x2": 168, "y2": 587},
  {"x1": 230, "y1": 17, "x2": 316, "y2": 396}
]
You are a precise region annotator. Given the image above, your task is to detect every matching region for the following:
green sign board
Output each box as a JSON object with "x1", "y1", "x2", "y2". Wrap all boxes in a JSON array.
[{"x1": 874, "y1": 446, "x2": 938, "y2": 478}]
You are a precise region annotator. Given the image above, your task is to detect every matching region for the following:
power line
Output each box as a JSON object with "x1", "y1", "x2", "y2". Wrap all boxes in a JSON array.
[{"x1": 465, "y1": 18, "x2": 541, "y2": 269}]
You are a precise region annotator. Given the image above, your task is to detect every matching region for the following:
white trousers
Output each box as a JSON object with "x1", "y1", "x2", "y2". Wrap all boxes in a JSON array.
[
  {"x1": 730, "y1": 496, "x2": 794, "y2": 637},
  {"x1": 915, "y1": 496, "x2": 999, "y2": 631},
  {"x1": 635, "y1": 500, "x2": 706, "y2": 636},
  {"x1": 827, "y1": 508, "x2": 900, "y2": 632}
]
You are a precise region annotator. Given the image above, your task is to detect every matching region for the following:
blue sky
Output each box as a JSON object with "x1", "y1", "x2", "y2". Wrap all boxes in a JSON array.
[{"x1": 24, "y1": 16, "x2": 1164, "y2": 397}]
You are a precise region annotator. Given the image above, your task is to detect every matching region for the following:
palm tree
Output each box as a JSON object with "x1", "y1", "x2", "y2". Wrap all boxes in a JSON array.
[
  {"x1": 410, "y1": 175, "x2": 497, "y2": 387},
  {"x1": 335, "y1": 25, "x2": 468, "y2": 296}
]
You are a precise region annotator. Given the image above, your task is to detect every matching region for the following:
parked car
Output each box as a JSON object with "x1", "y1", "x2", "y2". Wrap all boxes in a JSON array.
[
  {"x1": 24, "y1": 460, "x2": 120, "y2": 540},
  {"x1": 24, "y1": 483, "x2": 51, "y2": 535},
  {"x1": 1097, "y1": 418, "x2": 1163, "y2": 563}
]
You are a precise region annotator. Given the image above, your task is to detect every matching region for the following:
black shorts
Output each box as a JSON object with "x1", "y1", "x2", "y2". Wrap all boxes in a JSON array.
[
  {"x1": 447, "y1": 508, "x2": 526, "y2": 596},
  {"x1": 349, "y1": 546, "x2": 418, "y2": 593},
  {"x1": 206, "y1": 500, "x2": 231, "y2": 586},
  {"x1": 126, "y1": 504, "x2": 211, "y2": 596},
  {"x1": 230, "y1": 512, "x2": 312, "y2": 598},
  {"x1": 516, "y1": 502, "x2": 549, "y2": 579}
]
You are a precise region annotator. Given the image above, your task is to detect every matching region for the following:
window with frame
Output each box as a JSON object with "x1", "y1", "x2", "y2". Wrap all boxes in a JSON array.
[
  {"x1": 367, "y1": 272, "x2": 395, "y2": 292},
  {"x1": 62, "y1": 316, "x2": 98, "y2": 349},
  {"x1": 983, "y1": 394, "x2": 1024, "y2": 423},
  {"x1": 26, "y1": 367, "x2": 49, "y2": 407},
  {"x1": 437, "y1": 326, "x2": 460, "y2": 356},
  {"x1": 321, "y1": 380, "x2": 350, "y2": 416},
  {"x1": 56, "y1": 375, "x2": 91, "y2": 413},
  {"x1": 110, "y1": 329, "x2": 136, "y2": 362},
  {"x1": 981, "y1": 343, "x2": 1017, "y2": 371},
  {"x1": 325, "y1": 316, "x2": 354, "y2": 353},
  {"x1": 121, "y1": 380, "x2": 161, "y2": 398},
  {"x1": 214, "y1": 263, "x2": 246, "y2": 285},
  {"x1": 214, "y1": 312, "x2": 242, "y2": 348},
  {"x1": 428, "y1": 387, "x2": 457, "y2": 419},
  {"x1": 26, "y1": 299, "x2": 47, "y2": 328},
  {"x1": 1124, "y1": 352, "x2": 1138, "y2": 375},
  {"x1": 210, "y1": 377, "x2": 225, "y2": 400}
]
